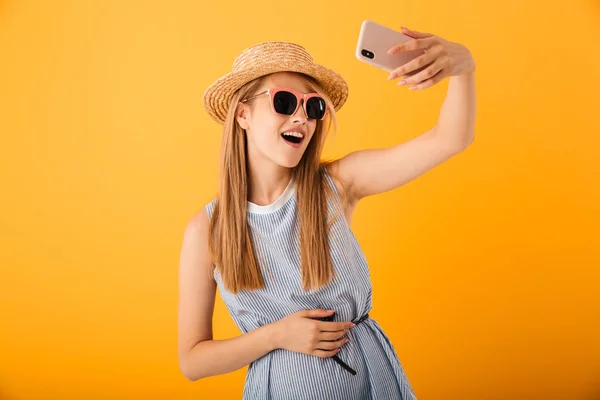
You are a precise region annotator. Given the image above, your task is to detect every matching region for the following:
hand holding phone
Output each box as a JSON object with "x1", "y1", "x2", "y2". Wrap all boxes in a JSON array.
[{"x1": 355, "y1": 20, "x2": 425, "y2": 73}]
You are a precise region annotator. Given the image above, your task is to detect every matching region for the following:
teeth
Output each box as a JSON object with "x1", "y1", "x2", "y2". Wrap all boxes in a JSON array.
[{"x1": 282, "y1": 131, "x2": 304, "y2": 138}]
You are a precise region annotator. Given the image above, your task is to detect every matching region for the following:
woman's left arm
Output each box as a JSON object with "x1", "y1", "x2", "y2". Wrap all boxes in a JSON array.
[{"x1": 332, "y1": 27, "x2": 477, "y2": 203}]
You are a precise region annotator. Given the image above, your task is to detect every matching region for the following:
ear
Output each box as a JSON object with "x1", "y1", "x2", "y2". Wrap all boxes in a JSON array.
[{"x1": 235, "y1": 102, "x2": 250, "y2": 130}]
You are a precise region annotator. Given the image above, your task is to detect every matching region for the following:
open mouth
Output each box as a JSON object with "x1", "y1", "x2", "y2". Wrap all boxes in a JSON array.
[{"x1": 281, "y1": 131, "x2": 304, "y2": 145}]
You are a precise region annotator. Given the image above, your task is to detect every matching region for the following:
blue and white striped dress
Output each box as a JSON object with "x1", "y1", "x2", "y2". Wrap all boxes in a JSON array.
[{"x1": 205, "y1": 168, "x2": 418, "y2": 400}]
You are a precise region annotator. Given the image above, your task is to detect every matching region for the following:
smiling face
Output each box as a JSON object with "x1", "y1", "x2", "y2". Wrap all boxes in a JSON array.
[{"x1": 235, "y1": 72, "x2": 321, "y2": 169}]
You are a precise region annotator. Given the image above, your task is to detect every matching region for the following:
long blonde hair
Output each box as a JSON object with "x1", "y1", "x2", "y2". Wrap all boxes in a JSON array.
[{"x1": 208, "y1": 73, "x2": 347, "y2": 294}]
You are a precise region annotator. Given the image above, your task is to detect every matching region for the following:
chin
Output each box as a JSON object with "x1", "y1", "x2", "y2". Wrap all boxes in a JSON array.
[
  {"x1": 279, "y1": 159, "x2": 301, "y2": 169},
  {"x1": 274, "y1": 153, "x2": 304, "y2": 169}
]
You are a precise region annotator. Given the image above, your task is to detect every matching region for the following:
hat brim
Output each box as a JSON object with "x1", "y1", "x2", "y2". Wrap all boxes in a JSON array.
[{"x1": 203, "y1": 63, "x2": 348, "y2": 125}]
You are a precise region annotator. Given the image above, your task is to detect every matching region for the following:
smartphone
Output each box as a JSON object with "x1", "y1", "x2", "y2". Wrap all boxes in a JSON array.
[{"x1": 355, "y1": 20, "x2": 425, "y2": 73}]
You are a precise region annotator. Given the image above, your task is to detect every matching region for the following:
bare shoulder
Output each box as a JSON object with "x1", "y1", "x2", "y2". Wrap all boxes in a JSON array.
[
  {"x1": 178, "y1": 204, "x2": 216, "y2": 370},
  {"x1": 180, "y1": 205, "x2": 214, "y2": 284},
  {"x1": 185, "y1": 206, "x2": 210, "y2": 234}
]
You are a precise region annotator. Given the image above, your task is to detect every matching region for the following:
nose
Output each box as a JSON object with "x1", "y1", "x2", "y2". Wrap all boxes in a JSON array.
[{"x1": 292, "y1": 99, "x2": 308, "y2": 123}]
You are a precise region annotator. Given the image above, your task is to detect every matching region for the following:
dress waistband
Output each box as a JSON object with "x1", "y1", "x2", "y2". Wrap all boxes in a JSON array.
[
  {"x1": 313, "y1": 312, "x2": 370, "y2": 324},
  {"x1": 314, "y1": 312, "x2": 370, "y2": 376},
  {"x1": 352, "y1": 313, "x2": 370, "y2": 325}
]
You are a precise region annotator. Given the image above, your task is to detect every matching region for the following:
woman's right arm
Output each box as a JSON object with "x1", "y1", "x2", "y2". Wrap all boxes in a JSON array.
[{"x1": 177, "y1": 208, "x2": 279, "y2": 381}]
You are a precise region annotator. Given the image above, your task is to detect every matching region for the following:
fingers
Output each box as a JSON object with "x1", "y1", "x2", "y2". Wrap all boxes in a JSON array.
[
  {"x1": 313, "y1": 348, "x2": 342, "y2": 358},
  {"x1": 402, "y1": 56, "x2": 447, "y2": 89},
  {"x1": 387, "y1": 43, "x2": 448, "y2": 90},
  {"x1": 318, "y1": 335, "x2": 349, "y2": 350},
  {"x1": 316, "y1": 320, "x2": 355, "y2": 332},
  {"x1": 387, "y1": 36, "x2": 435, "y2": 55},
  {"x1": 388, "y1": 51, "x2": 437, "y2": 80},
  {"x1": 400, "y1": 26, "x2": 433, "y2": 39},
  {"x1": 401, "y1": 65, "x2": 428, "y2": 79},
  {"x1": 319, "y1": 328, "x2": 350, "y2": 341},
  {"x1": 410, "y1": 70, "x2": 446, "y2": 90},
  {"x1": 304, "y1": 309, "x2": 335, "y2": 319},
  {"x1": 314, "y1": 328, "x2": 351, "y2": 355},
  {"x1": 312, "y1": 336, "x2": 350, "y2": 358},
  {"x1": 307, "y1": 320, "x2": 355, "y2": 358}
]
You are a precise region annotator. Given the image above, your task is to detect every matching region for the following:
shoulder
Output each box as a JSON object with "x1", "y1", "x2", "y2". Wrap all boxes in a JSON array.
[
  {"x1": 183, "y1": 207, "x2": 209, "y2": 242},
  {"x1": 179, "y1": 202, "x2": 216, "y2": 275},
  {"x1": 184, "y1": 197, "x2": 217, "y2": 237}
]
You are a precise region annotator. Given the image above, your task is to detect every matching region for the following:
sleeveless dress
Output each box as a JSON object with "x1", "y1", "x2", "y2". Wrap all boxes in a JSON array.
[{"x1": 205, "y1": 168, "x2": 418, "y2": 400}]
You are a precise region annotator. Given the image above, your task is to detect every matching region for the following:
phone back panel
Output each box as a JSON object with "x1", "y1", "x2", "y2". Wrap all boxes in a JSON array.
[{"x1": 355, "y1": 20, "x2": 425, "y2": 72}]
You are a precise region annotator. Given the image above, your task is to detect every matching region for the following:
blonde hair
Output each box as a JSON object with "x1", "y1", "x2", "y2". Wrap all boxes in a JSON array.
[{"x1": 208, "y1": 73, "x2": 348, "y2": 294}]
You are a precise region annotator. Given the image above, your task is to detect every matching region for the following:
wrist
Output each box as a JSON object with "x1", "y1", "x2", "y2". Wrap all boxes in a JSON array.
[
  {"x1": 461, "y1": 58, "x2": 476, "y2": 75},
  {"x1": 263, "y1": 322, "x2": 280, "y2": 351},
  {"x1": 451, "y1": 68, "x2": 476, "y2": 82}
]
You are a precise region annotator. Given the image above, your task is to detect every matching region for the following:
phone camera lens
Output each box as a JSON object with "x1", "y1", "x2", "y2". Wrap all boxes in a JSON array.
[{"x1": 361, "y1": 49, "x2": 374, "y2": 59}]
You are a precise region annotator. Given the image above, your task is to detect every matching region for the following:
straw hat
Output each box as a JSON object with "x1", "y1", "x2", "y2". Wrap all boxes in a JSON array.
[{"x1": 203, "y1": 41, "x2": 349, "y2": 125}]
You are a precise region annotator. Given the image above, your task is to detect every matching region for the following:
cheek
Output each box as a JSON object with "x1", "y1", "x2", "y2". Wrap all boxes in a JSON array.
[
  {"x1": 248, "y1": 117, "x2": 282, "y2": 147},
  {"x1": 307, "y1": 122, "x2": 318, "y2": 140},
  {"x1": 251, "y1": 105, "x2": 280, "y2": 131}
]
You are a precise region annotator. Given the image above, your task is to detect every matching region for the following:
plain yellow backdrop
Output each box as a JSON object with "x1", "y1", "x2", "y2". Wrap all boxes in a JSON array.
[{"x1": 1, "y1": 0, "x2": 599, "y2": 399}]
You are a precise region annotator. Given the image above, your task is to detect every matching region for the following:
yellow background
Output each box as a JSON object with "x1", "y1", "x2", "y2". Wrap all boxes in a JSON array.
[{"x1": 1, "y1": 0, "x2": 599, "y2": 399}]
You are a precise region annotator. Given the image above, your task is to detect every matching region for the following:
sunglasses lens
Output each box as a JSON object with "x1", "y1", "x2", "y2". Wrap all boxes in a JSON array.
[
  {"x1": 306, "y1": 97, "x2": 326, "y2": 119},
  {"x1": 273, "y1": 91, "x2": 297, "y2": 115}
]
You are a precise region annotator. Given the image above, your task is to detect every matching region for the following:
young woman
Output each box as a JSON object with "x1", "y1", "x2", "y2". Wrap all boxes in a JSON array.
[{"x1": 178, "y1": 28, "x2": 476, "y2": 399}]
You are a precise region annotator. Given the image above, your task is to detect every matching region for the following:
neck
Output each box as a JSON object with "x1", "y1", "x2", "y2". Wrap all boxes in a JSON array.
[{"x1": 247, "y1": 166, "x2": 293, "y2": 206}]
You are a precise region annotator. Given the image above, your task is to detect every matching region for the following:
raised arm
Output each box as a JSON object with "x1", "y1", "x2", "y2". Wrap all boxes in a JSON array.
[{"x1": 332, "y1": 27, "x2": 477, "y2": 203}]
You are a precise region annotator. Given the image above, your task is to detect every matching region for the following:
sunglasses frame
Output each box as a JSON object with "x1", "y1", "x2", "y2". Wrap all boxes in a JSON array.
[{"x1": 241, "y1": 87, "x2": 327, "y2": 120}]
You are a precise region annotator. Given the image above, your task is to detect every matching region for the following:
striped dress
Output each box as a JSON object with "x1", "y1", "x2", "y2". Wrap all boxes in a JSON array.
[{"x1": 205, "y1": 168, "x2": 418, "y2": 400}]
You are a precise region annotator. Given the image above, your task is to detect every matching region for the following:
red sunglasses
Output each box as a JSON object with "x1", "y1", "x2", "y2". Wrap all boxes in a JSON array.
[{"x1": 241, "y1": 87, "x2": 327, "y2": 120}]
